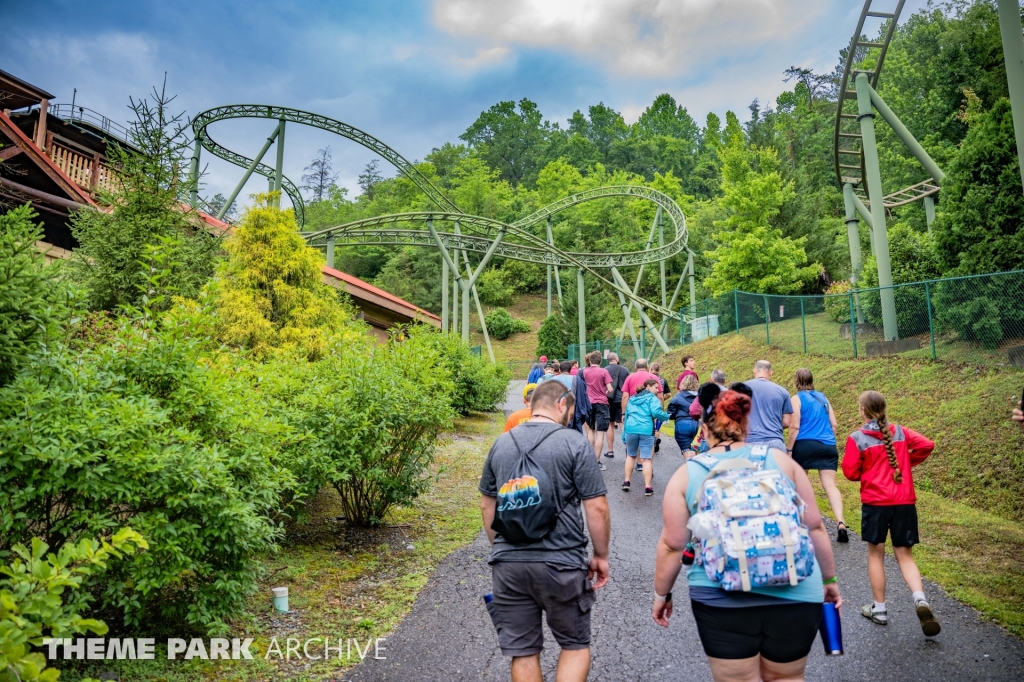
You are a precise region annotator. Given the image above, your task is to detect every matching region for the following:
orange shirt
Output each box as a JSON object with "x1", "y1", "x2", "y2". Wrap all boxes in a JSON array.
[{"x1": 503, "y1": 407, "x2": 532, "y2": 432}]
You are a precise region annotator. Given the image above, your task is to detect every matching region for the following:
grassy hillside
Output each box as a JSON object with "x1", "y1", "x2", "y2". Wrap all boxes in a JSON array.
[
  {"x1": 658, "y1": 334, "x2": 1024, "y2": 636},
  {"x1": 468, "y1": 294, "x2": 548, "y2": 376}
]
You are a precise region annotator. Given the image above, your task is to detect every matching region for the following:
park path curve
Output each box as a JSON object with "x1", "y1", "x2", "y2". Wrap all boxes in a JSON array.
[{"x1": 348, "y1": 381, "x2": 1024, "y2": 681}]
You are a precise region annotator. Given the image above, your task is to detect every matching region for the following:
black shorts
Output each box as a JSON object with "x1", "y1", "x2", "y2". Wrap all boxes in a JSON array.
[
  {"x1": 792, "y1": 439, "x2": 839, "y2": 471},
  {"x1": 691, "y1": 600, "x2": 821, "y2": 662},
  {"x1": 586, "y1": 403, "x2": 610, "y2": 432},
  {"x1": 861, "y1": 503, "x2": 919, "y2": 547},
  {"x1": 608, "y1": 400, "x2": 622, "y2": 426},
  {"x1": 489, "y1": 562, "x2": 595, "y2": 657}
]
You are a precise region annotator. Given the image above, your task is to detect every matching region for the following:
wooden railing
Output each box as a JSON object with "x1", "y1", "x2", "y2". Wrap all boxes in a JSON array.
[{"x1": 47, "y1": 142, "x2": 118, "y2": 194}]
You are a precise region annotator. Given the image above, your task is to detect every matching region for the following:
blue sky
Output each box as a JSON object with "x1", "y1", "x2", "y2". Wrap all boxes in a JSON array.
[{"x1": 1, "y1": 0, "x2": 931, "y2": 205}]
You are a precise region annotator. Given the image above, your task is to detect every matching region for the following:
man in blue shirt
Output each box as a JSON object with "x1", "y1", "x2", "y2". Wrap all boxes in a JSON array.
[{"x1": 745, "y1": 360, "x2": 793, "y2": 452}]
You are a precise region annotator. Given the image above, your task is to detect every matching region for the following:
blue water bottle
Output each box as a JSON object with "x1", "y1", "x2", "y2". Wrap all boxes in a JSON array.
[{"x1": 819, "y1": 602, "x2": 843, "y2": 655}]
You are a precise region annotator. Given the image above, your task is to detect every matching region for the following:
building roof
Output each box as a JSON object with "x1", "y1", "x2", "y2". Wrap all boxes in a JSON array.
[
  {"x1": 322, "y1": 264, "x2": 441, "y2": 325},
  {"x1": 0, "y1": 68, "x2": 55, "y2": 110}
]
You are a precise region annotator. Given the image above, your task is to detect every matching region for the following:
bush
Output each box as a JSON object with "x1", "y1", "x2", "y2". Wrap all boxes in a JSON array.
[
  {"x1": 823, "y1": 281, "x2": 853, "y2": 324},
  {"x1": 0, "y1": 205, "x2": 73, "y2": 388},
  {"x1": 430, "y1": 333, "x2": 510, "y2": 415},
  {"x1": 0, "y1": 305, "x2": 295, "y2": 635},
  {"x1": 485, "y1": 308, "x2": 531, "y2": 340},
  {"x1": 500, "y1": 259, "x2": 547, "y2": 294},
  {"x1": 536, "y1": 314, "x2": 568, "y2": 358},
  {"x1": 476, "y1": 269, "x2": 515, "y2": 307},
  {"x1": 0, "y1": 529, "x2": 146, "y2": 682}
]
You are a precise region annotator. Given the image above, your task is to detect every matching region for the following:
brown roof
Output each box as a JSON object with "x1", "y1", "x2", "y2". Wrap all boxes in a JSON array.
[{"x1": 0, "y1": 69, "x2": 55, "y2": 111}]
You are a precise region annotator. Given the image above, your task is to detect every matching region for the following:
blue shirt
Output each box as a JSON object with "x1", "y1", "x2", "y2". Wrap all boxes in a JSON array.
[
  {"x1": 795, "y1": 390, "x2": 836, "y2": 445},
  {"x1": 683, "y1": 445, "x2": 824, "y2": 605},
  {"x1": 539, "y1": 374, "x2": 574, "y2": 390}
]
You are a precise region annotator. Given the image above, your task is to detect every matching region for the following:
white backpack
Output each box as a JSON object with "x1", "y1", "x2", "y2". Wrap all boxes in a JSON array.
[{"x1": 687, "y1": 445, "x2": 815, "y2": 592}]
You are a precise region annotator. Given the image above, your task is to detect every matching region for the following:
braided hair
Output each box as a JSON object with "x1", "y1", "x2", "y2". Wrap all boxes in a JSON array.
[{"x1": 859, "y1": 391, "x2": 901, "y2": 483}]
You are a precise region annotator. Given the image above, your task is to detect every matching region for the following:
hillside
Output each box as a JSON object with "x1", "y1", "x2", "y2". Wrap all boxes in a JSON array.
[{"x1": 658, "y1": 333, "x2": 1024, "y2": 636}]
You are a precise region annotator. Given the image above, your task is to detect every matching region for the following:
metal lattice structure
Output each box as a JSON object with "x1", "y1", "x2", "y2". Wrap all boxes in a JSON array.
[{"x1": 189, "y1": 106, "x2": 693, "y2": 363}]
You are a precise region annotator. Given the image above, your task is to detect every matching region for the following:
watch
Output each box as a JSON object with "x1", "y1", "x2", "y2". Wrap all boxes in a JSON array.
[{"x1": 654, "y1": 591, "x2": 672, "y2": 602}]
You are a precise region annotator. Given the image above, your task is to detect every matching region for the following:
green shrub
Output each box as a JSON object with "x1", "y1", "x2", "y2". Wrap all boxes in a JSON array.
[
  {"x1": 0, "y1": 529, "x2": 146, "y2": 682},
  {"x1": 485, "y1": 308, "x2": 531, "y2": 340},
  {"x1": 0, "y1": 205, "x2": 73, "y2": 388},
  {"x1": 0, "y1": 305, "x2": 295, "y2": 635},
  {"x1": 536, "y1": 314, "x2": 568, "y2": 358},
  {"x1": 430, "y1": 334, "x2": 510, "y2": 415},
  {"x1": 823, "y1": 281, "x2": 853, "y2": 323},
  {"x1": 500, "y1": 259, "x2": 546, "y2": 294},
  {"x1": 476, "y1": 269, "x2": 515, "y2": 307}
]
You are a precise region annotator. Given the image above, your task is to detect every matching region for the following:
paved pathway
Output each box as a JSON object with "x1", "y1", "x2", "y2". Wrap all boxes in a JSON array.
[{"x1": 349, "y1": 381, "x2": 1024, "y2": 681}]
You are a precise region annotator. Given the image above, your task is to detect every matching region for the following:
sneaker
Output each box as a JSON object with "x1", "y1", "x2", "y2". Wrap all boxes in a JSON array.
[
  {"x1": 915, "y1": 600, "x2": 941, "y2": 637},
  {"x1": 644, "y1": 486, "x2": 654, "y2": 496},
  {"x1": 621, "y1": 480, "x2": 631, "y2": 492},
  {"x1": 604, "y1": 451, "x2": 615, "y2": 458},
  {"x1": 861, "y1": 604, "x2": 888, "y2": 625},
  {"x1": 599, "y1": 462, "x2": 607, "y2": 471},
  {"x1": 636, "y1": 462, "x2": 643, "y2": 471},
  {"x1": 837, "y1": 523, "x2": 849, "y2": 543}
]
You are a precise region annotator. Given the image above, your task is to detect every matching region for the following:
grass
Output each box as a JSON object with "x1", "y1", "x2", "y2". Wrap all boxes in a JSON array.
[
  {"x1": 61, "y1": 412, "x2": 504, "y2": 682},
  {"x1": 658, "y1": 333, "x2": 1024, "y2": 637}
]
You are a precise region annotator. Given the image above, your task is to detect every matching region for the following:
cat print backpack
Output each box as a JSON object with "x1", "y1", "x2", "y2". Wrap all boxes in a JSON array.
[{"x1": 686, "y1": 445, "x2": 815, "y2": 591}]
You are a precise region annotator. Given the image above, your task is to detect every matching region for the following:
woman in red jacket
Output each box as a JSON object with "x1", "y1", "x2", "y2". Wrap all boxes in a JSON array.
[{"x1": 843, "y1": 391, "x2": 940, "y2": 637}]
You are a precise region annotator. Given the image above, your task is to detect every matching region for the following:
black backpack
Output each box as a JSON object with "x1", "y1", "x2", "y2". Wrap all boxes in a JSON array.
[{"x1": 491, "y1": 428, "x2": 563, "y2": 544}]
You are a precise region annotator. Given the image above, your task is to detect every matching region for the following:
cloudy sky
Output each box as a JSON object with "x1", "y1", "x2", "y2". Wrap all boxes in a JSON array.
[{"x1": 1, "y1": 0, "x2": 932, "y2": 205}]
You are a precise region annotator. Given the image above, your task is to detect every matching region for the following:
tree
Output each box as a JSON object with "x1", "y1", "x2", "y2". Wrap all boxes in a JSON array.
[
  {"x1": 460, "y1": 98, "x2": 559, "y2": 187},
  {"x1": 933, "y1": 97, "x2": 1024, "y2": 275},
  {"x1": 69, "y1": 80, "x2": 221, "y2": 311},
  {"x1": 703, "y1": 133, "x2": 819, "y2": 295},
  {"x1": 783, "y1": 67, "x2": 835, "y2": 107},
  {"x1": 302, "y1": 146, "x2": 340, "y2": 202},
  {"x1": 358, "y1": 159, "x2": 385, "y2": 200},
  {"x1": 206, "y1": 192, "x2": 236, "y2": 220}
]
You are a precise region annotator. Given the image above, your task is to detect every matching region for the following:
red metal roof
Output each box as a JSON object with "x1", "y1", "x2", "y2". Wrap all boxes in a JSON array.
[{"x1": 322, "y1": 264, "x2": 441, "y2": 323}]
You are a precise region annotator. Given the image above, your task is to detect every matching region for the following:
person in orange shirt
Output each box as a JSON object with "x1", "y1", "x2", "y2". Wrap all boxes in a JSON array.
[{"x1": 504, "y1": 383, "x2": 537, "y2": 432}]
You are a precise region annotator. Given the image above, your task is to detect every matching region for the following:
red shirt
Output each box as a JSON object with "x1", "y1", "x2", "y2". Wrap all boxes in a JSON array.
[
  {"x1": 842, "y1": 422, "x2": 934, "y2": 505},
  {"x1": 581, "y1": 366, "x2": 612, "y2": 405},
  {"x1": 621, "y1": 371, "x2": 660, "y2": 398},
  {"x1": 676, "y1": 370, "x2": 698, "y2": 391}
]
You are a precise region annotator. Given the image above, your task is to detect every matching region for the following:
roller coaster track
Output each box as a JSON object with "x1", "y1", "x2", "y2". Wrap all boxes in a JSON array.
[
  {"x1": 832, "y1": 0, "x2": 942, "y2": 208},
  {"x1": 190, "y1": 105, "x2": 691, "y2": 329}
]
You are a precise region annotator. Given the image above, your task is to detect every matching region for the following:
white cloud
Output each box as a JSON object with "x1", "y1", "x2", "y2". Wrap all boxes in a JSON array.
[{"x1": 432, "y1": 0, "x2": 828, "y2": 77}]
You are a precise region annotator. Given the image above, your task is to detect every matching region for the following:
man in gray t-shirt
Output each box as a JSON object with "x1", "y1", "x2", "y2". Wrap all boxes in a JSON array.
[
  {"x1": 745, "y1": 360, "x2": 793, "y2": 451},
  {"x1": 479, "y1": 380, "x2": 610, "y2": 678}
]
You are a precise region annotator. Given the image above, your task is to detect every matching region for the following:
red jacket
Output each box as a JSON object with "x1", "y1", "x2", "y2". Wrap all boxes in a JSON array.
[{"x1": 842, "y1": 422, "x2": 934, "y2": 505}]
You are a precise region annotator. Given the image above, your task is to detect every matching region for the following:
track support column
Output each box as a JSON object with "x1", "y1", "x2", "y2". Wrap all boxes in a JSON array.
[
  {"x1": 274, "y1": 118, "x2": 286, "y2": 207},
  {"x1": 997, "y1": 0, "x2": 1024, "y2": 192},
  {"x1": 842, "y1": 183, "x2": 865, "y2": 324},
  {"x1": 325, "y1": 233, "x2": 335, "y2": 269},
  {"x1": 546, "y1": 217, "x2": 554, "y2": 317},
  {"x1": 219, "y1": 125, "x2": 279, "y2": 220},
  {"x1": 924, "y1": 195, "x2": 936, "y2": 233},
  {"x1": 577, "y1": 268, "x2": 587, "y2": 358},
  {"x1": 856, "y1": 72, "x2": 898, "y2": 341},
  {"x1": 441, "y1": 247, "x2": 449, "y2": 333},
  {"x1": 658, "y1": 207, "x2": 666, "y2": 309},
  {"x1": 610, "y1": 267, "x2": 641, "y2": 360},
  {"x1": 188, "y1": 137, "x2": 200, "y2": 207}
]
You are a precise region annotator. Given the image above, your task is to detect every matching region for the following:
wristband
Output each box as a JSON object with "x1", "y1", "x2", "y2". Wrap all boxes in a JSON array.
[
  {"x1": 822, "y1": 576, "x2": 838, "y2": 585},
  {"x1": 654, "y1": 591, "x2": 672, "y2": 602}
]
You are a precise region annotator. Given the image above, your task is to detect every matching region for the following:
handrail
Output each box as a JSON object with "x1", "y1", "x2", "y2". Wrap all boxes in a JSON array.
[{"x1": 49, "y1": 103, "x2": 131, "y2": 144}]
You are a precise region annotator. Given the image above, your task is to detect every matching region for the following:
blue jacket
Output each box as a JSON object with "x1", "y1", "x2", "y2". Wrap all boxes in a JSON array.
[
  {"x1": 667, "y1": 390, "x2": 698, "y2": 423},
  {"x1": 624, "y1": 389, "x2": 671, "y2": 436},
  {"x1": 569, "y1": 374, "x2": 591, "y2": 434},
  {"x1": 527, "y1": 367, "x2": 544, "y2": 384}
]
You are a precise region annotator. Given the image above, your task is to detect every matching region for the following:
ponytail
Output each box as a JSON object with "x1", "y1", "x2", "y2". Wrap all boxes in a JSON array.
[{"x1": 860, "y1": 391, "x2": 901, "y2": 483}]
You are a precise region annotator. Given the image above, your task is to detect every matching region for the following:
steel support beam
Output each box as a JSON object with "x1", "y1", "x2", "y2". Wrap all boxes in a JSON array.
[
  {"x1": 546, "y1": 217, "x2": 553, "y2": 317},
  {"x1": 610, "y1": 268, "x2": 670, "y2": 355},
  {"x1": 219, "y1": 126, "x2": 279, "y2": 220},
  {"x1": 924, "y1": 195, "x2": 936, "y2": 233},
  {"x1": 188, "y1": 137, "x2": 200, "y2": 207},
  {"x1": 617, "y1": 213, "x2": 660, "y2": 344},
  {"x1": 658, "y1": 207, "x2": 666, "y2": 309},
  {"x1": 856, "y1": 72, "x2": 899, "y2": 340},
  {"x1": 451, "y1": 243, "x2": 459, "y2": 334},
  {"x1": 852, "y1": 192, "x2": 876, "y2": 255},
  {"x1": 842, "y1": 183, "x2": 865, "y2": 324},
  {"x1": 867, "y1": 85, "x2": 945, "y2": 184},
  {"x1": 997, "y1": 0, "x2": 1024, "y2": 192},
  {"x1": 441, "y1": 251, "x2": 449, "y2": 332},
  {"x1": 273, "y1": 118, "x2": 286, "y2": 207},
  {"x1": 577, "y1": 268, "x2": 587, "y2": 359},
  {"x1": 610, "y1": 267, "x2": 642, "y2": 360},
  {"x1": 325, "y1": 233, "x2": 335, "y2": 269},
  {"x1": 460, "y1": 247, "x2": 497, "y2": 362}
]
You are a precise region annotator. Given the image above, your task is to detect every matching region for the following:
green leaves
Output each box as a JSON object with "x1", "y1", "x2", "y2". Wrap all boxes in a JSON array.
[{"x1": 484, "y1": 308, "x2": 530, "y2": 340}]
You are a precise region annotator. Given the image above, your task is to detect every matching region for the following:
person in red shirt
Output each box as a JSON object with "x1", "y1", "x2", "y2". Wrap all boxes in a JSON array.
[
  {"x1": 619, "y1": 358, "x2": 661, "y2": 417},
  {"x1": 580, "y1": 351, "x2": 613, "y2": 468},
  {"x1": 675, "y1": 355, "x2": 698, "y2": 391},
  {"x1": 842, "y1": 390, "x2": 939, "y2": 637}
]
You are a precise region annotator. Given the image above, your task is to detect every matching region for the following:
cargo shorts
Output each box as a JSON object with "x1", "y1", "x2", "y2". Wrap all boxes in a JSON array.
[{"x1": 488, "y1": 561, "x2": 595, "y2": 657}]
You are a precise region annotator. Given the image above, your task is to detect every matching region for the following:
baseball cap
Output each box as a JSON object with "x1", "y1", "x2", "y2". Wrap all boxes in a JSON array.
[
  {"x1": 523, "y1": 383, "x2": 538, "y2": 398},
  {"x1": 539, "y1": 356, "x2": 548, "y2": 362}
]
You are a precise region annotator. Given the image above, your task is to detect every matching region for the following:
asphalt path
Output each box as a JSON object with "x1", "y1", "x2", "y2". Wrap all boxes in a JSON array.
[{"x1": 348, "y1": 381, "x2": 1024, "y2": 681}]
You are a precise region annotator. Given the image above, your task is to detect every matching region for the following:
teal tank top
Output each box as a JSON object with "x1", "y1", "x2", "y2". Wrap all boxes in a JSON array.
[{"x1": 684, "y1": 445, "x2": 824, "y2": 604}]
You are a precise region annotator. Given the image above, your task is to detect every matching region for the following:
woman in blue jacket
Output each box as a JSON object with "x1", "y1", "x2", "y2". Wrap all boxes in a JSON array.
[
  {"x1": 623, "y1": 378, "x2": 671, "y2": 496},
  {"x1": 667, "y1": 374, "x2": 700, "y2": 458}
]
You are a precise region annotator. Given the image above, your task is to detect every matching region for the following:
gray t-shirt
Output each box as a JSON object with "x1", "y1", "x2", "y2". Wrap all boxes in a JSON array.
[
  {"x1": 479, "y1": 422, "x2": 607, "y2": 568},
  {"x1": 746, "y1": 377, "x2": 793, "y2": 444}
]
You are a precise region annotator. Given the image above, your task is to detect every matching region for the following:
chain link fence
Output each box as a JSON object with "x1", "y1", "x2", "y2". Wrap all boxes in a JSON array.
[{"x1": 568, "y1": 270, "x2": 1024, "y2": 368}]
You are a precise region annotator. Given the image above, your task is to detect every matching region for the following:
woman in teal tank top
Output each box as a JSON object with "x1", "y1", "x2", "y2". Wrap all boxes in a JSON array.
[
  {"x1": 785, "y1": 368, "x2": 848, "y2": 543},
  {"x1": 652, "y1": 389, "x2": 843, "y2": 682}
]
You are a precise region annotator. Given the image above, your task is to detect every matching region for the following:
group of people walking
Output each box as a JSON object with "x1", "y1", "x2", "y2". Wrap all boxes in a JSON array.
[{"x1": 486, "y1": 352, "x2": 944, "y2": 682}]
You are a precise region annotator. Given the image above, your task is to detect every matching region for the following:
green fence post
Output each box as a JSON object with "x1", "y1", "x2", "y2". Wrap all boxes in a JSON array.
[
  {"x1": 734, "y1": 290, "x2": 740, "y2": 333},
  {"x1": 639, "y1": 319, "x2": 647, "y2": 361},
  {"x1": 800, "y1": 297, "x2": 807, "y2": 354},
  {"x1": 763, "y1": 295, "x2": 770, "y2": 345},
  {"x1": 925, "y1": 281, "x2": 936, "y2": 360},
  {"x1": 679, "y1": 311, "x2": 684, "y2": 345},
  {"x1": 705, "y1": 300, "x2": 711, "y2": 340},
  {"x1": 849, "y1": 290, "x2": 858, "y2": 358}
]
